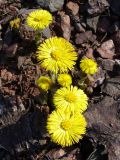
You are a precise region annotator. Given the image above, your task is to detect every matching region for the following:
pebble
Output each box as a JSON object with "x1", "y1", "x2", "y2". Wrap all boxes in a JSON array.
[
  {"x1": 97, "y1": 40, "x2": 115, "y2": 59},
  {"x1": 36, "y1": 0, "x2": 64, "y2": 12}
]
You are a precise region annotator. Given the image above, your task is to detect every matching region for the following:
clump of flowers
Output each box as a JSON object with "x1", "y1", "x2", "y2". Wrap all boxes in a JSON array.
[
  {"x1": 36, "y1": 76, "x2": 53, "y2": 91},
  {"x1": 80, "y1": 58, "x2": 98, "y2": 75},
  {"x1": 10, "y1": 18, "x2": 21, "y2": 29},
  {"x1": 26, "y1": 9, "x2": 52, "y2": 30},
  {"x1": 53, "y1": 85, "x2": 88, "y2": 113},
  {"x1": 47, "y1": 110, "x2": 87, "y2": 147},
  {"x1": 57, "y1": 74, "x2": 72, "y2": 87},
  {"x1": 37, "y1": 37, "x2": 77, "y2": 74}
]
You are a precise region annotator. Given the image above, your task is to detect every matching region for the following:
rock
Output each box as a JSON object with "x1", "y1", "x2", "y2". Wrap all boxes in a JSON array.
[
  {"x1": 102, "y1": 77, "x2": 120, "y2": 98},
  {"x1": 42, "y1": 27, "x2": 51, "y2": 38},
  {"x1": 109, "y1": 0, "x2": 120, "y2": 16},
  {"x1": 19, "y1": 24, "x2": 36, "y2": 40},
  {"x1": 45, "y1": 147, "x2": 81, "y2": 160},
  {"x1": 112, "y1": 30, "x2": 120, "y2": 54},
  {"x1": 85, "y1": 96, "x2": 120, "y2": 160},
  {"x1": 87, "y1": 0, "x2": 109, "y2": 16},
  {"x1": 97, "y1": 58, "x2": 115, "y2": 71},
  {"x1": 58, "y1": 11, "x2": 71, "y2": 41},
  {"x1": 92, "y1": 67, "x2": 106, "y2": 87},
  {"x1": 86, "y1": 16, "x2": 99, "y2": 32},
  {"x1": 97, "y1": 16, "x2": 110, "y2": 33},
  {"x1": 97, "y1": 40, "x2": 115, "y2": 59},
  {"x1": 86, "y1": 48, "x2": 94, "y2": 59},
  {"x1": 85, "y1": 95, "x2": 120, "y2": 160},
  {"x1": 17, "y1": 96, "x2": 25, "y2": 111},
  {"x1": 66, "y1": 11, "x2": 85, "y2": 32},
  {"x1": 36, "y1": 0, "x2": 64, "y2": 12},
  {"x1": 75, "y1": 31, "x2": 96, "y2": 45},
  {"x1": 66, "y1": 1, "x2": 79, "y2": 16},
  {"x1": 3, "y1": 43, "x2": 18, "y2": 58},
  {"x1": 1, "y1": 69, "x2": 13, "y2": 81},
  {"x1": 17, "y1": 56, "x2": 26, "y2": 69}
]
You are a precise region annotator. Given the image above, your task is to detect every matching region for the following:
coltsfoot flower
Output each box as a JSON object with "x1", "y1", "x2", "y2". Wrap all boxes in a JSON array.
[
  {"x1": 80, "y1": 58, "x2": 98, "y2": 75},
  {"x1": 26, "y1": 9, "x2": 52, "y2": 30},
  {"x1": 10, "y1": 18, "x2": 21, "y2": 29},
  {"x1": 37, "y1": 37, "x2": 77, "y2": 74},
  {"x1": 53, "y1": 85, "x2": 88, "y2": 113},
  {"x1": 47, "y1": 110, "x2": 87, "y2": 147},
  {"x1": 36, "y1": 76, "x2": 53, "y2": 91},
  {"x1": 57, "y1": 74, "x2": 72, "y2": 87}
]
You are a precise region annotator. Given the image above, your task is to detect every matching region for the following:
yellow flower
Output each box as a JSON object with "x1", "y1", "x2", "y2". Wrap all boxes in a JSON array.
[
  {"x1": 26, "y1": 9, "x2": 52, "y2": 30},
  {"x1": 47, "y1": 110, "x2": 87, "y2": 147},
  {"x1": 80, "y1": 58, "x2": 98, "y2": 75},
  {"x1": 53, "y1": 85, "x2": 88, "y2": 113},
  {"x1": 57, "y1": 74, "x2": 72, "y2": 87},
  {"x1": 10, "y1": 18, "x2": 21, "y2": 29},
  {"x1": 36, "y1": 76, "x2": 53, "y2": 91},
  {"x1": 37, "y1": 37, "x2": 77, "y2": 74}
]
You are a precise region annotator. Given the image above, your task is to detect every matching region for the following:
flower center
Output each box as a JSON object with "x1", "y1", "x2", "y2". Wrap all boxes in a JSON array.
[
  {"x1": 51, "y1": 50, "x2": 62, "y2": 61},
  {"x1": 61, "y1": 120, "x2": 71, "y2": 130},
  {"x1": 34, "y1": 17, "x2": 42, "y2": 22},
  {"x1": 64, "y1": 93, "x2": 77, "y2": 103}
]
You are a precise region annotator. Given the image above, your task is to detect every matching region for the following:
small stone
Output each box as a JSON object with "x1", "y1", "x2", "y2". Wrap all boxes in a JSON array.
[
  {"x1": 102, "y1": 77, "x2": 120, "y2": 98},
  {"x1": 97, "y1": 58, "x2": 115, "y2": 71},
  {"x1": 87, "y1": 0, "x2": 109, "y2": 16},
  {"x1": 1, "y1": 69, "x2": 13, "y2": 81},
  {"x1": 3, "y1": 43, "x2": 18, "y2": 58},
  {"x1": 12, "y1": 105, "x2": 18, "y2": 112},
  {"x1": 17, "y1": 56, "x2": 26, "y2": 69},
  {"x1": 17, "y1": 96, "x2": 25, "y2": 111},
  {"x1": 19, "y1": 103, "x2": 25, "y2": 111},
  {"x1": 97, "y1": 40, "x2": 115, "y2": 59},
  {"x1": 39, "y1": 139, "x2": 47, "y2": 145},
  {"x1": 58, "y1": 11, "x2": 71, "y2": 41},
  {"x1": 75, "y1": 31, "x2": 96, "y2": 45},
  {"x1": 42, "y1": 27, "x2": 51, "y2": 38},
  {"x1": 53, "y1": 149, "x2": 66, "y2": 159},
  {"x1": 66, "y1": 1, "x2": 79, "y2": 16},
  {"x1": 86, "y1": 16, "x2": 99, "y2": 32},
  {"x1": 36, "y1": 0, "x2": 64, "y2": 12},
  {"x1": 86, "y1": 48, "x2": 94, "y2": 59},
  {"x1": 46, "y1": 147, "x2": 80, "y2": 160},
  {"x1": 92, "y1": 67, "x2": 106, "y2": 87}
]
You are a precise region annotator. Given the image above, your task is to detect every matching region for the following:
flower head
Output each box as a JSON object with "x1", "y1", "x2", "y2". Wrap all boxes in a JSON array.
[
  {"x1": 53, "y1": 85, "x2": 88, "y2": 113},
  {"x1": 57, "y1": 74, "x2": 72, "y2": 87},
  {"x1": 36, "y1": 76, "x2": 53, "y2": 91},
  {"x1": 26, "y1": 9, "x2": 52, "y2": 30},
  {"x1": 10, "y1": 18, "x2": 21, "y2": 29},
  {"x1": 80, "y1": 58, "x2": 98, "y2": 75},
  {"x1": 47, "y1": 110, "x2": 87, "y2": 146},
  {"x1": 37, "y1": 37, "x2": 77, "y2": 74}
]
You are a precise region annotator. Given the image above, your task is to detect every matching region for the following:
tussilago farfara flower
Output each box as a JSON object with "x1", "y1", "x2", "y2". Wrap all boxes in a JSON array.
[
  {"x1": 53, "y1": 85, "x2": 88, "y2": 113},
  {"x1": 80, "y1": 58, "x2": 98, "y2": 75},
  {"x1": 47, "y1": 110, "x2": 87, "y2": 147},
  {"x1": 36, "y1": 76, "x2": 53, "y2": 91},
  {"x1": 57, "y1": 74, "x2": 72, "y2": 87},
  {"x1": 37, "y1": 37, "x2": 77, "y2": 74},
  {"x1": 10, "y1": 18, "x2": 21, "y2": 29},
  {"x1": 26, "y1": 9, "x2": 52, "y2": 30}
]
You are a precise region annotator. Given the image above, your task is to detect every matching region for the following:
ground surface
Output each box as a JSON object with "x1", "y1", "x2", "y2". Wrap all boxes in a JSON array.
[{"x1": 0, "y1": 0, "x2": 120, "y2": 160}]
